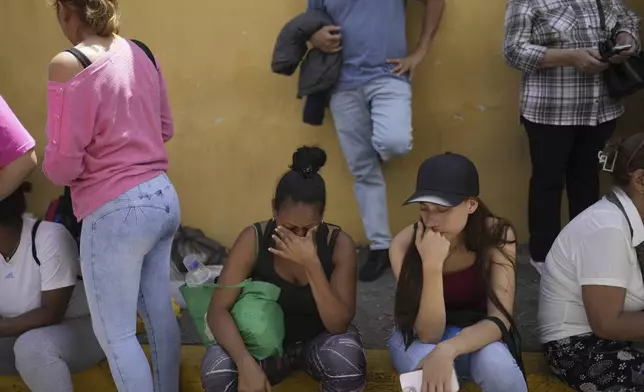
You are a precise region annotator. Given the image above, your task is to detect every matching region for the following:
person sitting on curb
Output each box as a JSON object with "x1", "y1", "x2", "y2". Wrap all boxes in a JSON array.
[
  {"x1": 388, "y1": 152, "x2": 527, "y2": 391},
  {"x1": 0, "y1": 183, "x2": 104, "y2": 391},
  {"x1": 201, "y1": 146, "x2": 366, "y2": 392},
  {"x1": 0, "y1": 95, "x2": 37, "y2": 201},
  {"x1": 539, "y1": 133, "x2": 644, "y2": 391}
]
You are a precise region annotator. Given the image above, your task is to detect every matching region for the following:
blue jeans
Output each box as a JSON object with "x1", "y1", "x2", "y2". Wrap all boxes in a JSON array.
[
  {"x1": 329, "y1": 76, "x2": 412, "y2": 250},
  {"x1": 388, "y1": 326, "x2": 527, "y2": 392},
  {"x1": 80, "y1": 173, "x2": 181, "y2": 392}
]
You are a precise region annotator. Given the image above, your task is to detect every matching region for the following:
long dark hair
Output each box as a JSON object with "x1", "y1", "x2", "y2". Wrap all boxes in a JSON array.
[{"x1": 393, "y1": 199, "x2": 518, "y2": 348}]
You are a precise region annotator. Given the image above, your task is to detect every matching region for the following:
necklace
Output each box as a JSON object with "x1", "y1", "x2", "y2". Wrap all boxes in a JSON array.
[{"x1": 1, "y1": 241, "x2": 19, "y2": 262}]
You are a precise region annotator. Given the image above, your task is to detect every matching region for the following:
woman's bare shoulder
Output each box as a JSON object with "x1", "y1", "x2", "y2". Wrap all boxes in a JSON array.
[{"x1": 48, "y1": 51, "x2": 84, "y2": 83}]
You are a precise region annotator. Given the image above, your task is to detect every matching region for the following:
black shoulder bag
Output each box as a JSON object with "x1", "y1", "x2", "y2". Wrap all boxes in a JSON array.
[{"x1": 596, "y1": 0, "x2": 644, "y2": 98}]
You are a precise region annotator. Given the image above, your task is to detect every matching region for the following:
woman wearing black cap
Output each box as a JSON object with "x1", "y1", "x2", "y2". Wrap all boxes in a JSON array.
[
  {"x1": 201, "y1": 146, "x2": 366, "y2": 392},
  {"x1": 388, "y1": 152, "x2": 527, "y2": 391}
]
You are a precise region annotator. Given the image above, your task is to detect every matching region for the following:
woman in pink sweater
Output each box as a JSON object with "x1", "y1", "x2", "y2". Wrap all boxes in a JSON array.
[
  {"x1": 0, "y1": 95, "x2": 37, "y2": 201},
  {"x1": 43, "y1": 1, "x2": 180, "y2": 391}
]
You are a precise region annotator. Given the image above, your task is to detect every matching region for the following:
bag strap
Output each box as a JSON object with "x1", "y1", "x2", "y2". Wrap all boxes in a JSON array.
[
  {"x1": 62, "y1": 186, "x2": 73, "y2": 212},
  {"x1": 65, "y1": 41, "x2": 157, "y2": 71},
  {"x1": 209, "y1": 278, "x2": 251, "y2": 290},
  {"x1": 486, "y1": 316, "x2": 526, "y2": 378},
  {"x1": 31, "y1": 219, "x2": 84, "y2": 281},
  {"x1": 131, "y1": 39, "x2": 157, "y2": 69},
  {"x1": 31, "y1": 220, "x2": 43, "y2": 266},
  {"x1": 605, "y1": 191, "x2": 644, "y2": 275},
  {"x1": 253, "y1": 223, "x2": 262, "y2": 260},
  {"x1": 65, "y1": 48, "x2": 92, "y2": 69},
  {"x1": 595, "y1": 0, "x2": 607, "y2": 33},
  {"x1": 606, "y1": 192, "x2": 634, "y2": 237}
]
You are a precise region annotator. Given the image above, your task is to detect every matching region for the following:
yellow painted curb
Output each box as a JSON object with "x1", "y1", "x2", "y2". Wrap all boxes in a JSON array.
[{"x1": 0, "y1": 346, "x2": 573, "y2": 391}]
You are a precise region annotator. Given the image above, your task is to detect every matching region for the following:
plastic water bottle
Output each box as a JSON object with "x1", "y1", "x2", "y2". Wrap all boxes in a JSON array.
[{"x1": 183, "y1": 254, "x2": 212, "y2": 288}]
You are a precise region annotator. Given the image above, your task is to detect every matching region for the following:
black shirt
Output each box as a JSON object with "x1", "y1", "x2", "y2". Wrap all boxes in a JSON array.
[{"x1": 250, "y1": 219, "x2": 338, "y2": 346}]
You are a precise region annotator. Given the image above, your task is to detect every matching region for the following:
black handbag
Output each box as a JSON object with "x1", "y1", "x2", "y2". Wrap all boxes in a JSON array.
[{"x1": 595, "y1": 0, "x2": 644, "y2": 98}]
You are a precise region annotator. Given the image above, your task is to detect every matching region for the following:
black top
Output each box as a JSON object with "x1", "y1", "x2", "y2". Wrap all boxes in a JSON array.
[{"x1": 250, "y1": 219, "x2": 339, "y2": 345}]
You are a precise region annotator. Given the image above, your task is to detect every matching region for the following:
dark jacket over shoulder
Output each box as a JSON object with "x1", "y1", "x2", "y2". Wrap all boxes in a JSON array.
[{"x1": 272, "y1": 10, "x2": 342, "y2": 126}]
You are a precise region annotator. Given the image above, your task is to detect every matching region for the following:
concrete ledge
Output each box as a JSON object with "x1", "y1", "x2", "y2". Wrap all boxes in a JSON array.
[{"x1": 0, "y1": 346, "x2": 572, "y2": 391}]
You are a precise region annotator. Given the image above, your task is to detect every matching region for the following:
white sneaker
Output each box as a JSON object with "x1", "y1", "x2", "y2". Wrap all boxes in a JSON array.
[{"x1": 530, "y1": 258, "x2": 545, "y2": 275}]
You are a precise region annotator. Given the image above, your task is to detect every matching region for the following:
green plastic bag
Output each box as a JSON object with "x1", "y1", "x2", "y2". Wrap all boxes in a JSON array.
[{"x1": 179, "y1": 279, "x2": 285, "y2": 360}]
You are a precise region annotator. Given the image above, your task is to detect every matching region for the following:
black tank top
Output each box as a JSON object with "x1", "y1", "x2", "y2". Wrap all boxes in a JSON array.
[{"x1": 250, "y1": 219, "x2": 339, "y2": 345}]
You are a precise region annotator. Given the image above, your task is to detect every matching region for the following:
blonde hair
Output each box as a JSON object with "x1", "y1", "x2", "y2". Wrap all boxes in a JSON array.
[{"x1": 52, "y1": 0, "x2": 120, "y2": 36}]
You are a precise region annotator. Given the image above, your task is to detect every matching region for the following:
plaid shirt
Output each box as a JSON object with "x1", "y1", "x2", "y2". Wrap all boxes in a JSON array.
[{"x1": 503, "y1": 0, "x2": 640, "y2": 126}]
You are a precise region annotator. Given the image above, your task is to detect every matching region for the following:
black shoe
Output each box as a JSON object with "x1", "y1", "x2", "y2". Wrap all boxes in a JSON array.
[{"x1": 358, "y1": 249, "x2": 390, "y2": 282}]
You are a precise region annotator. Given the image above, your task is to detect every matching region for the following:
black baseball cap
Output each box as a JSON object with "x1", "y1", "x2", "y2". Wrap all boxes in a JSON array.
[{"x1": 404, "y1": 152, "x2": 480, "y2": 206}]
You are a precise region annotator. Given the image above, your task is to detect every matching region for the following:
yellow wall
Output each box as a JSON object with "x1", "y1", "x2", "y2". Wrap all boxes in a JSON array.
[{"x1": 1, "y1": 0, "x2": 643, "y2": 247}]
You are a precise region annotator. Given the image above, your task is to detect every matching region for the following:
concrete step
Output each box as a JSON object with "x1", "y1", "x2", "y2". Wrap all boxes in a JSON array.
[{"x1": 0, "y1": 346, "x2": 572, "y2": 391}]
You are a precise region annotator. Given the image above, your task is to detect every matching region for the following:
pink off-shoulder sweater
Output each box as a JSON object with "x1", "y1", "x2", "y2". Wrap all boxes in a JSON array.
[{"x1": 43, "y1": 36, "x2": 174, "y2": 219}]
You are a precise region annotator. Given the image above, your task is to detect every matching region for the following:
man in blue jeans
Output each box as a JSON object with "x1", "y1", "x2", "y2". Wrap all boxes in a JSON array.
[{"x1": 308, "y1": 0, "x2": 445, "y2": 282}]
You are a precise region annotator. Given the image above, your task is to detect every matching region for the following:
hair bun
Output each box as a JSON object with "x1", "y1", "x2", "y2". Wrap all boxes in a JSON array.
[{"x1": 291, "y1": 146, "x2": 327, "y2": 177}]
